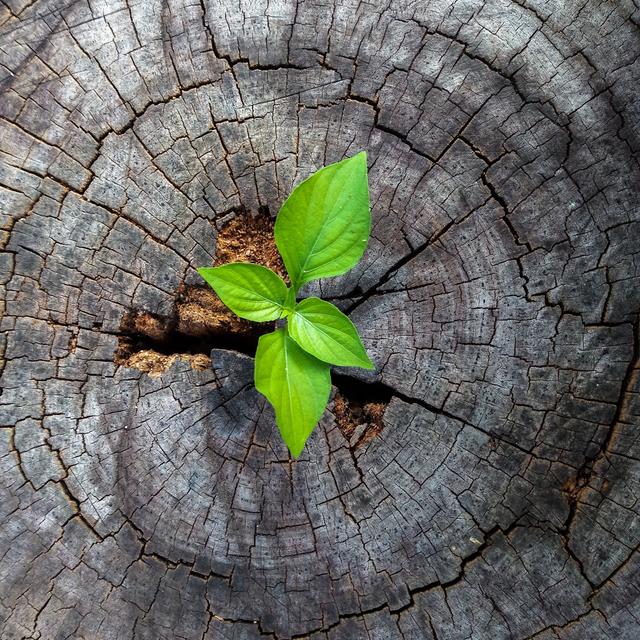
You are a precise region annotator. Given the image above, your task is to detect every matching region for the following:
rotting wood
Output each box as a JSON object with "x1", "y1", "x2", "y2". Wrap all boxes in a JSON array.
[{"x1": 1, "y1": 1, "x2": 639, "y2": 638}]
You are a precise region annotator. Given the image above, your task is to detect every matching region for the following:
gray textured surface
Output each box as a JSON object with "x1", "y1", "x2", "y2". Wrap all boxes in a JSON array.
[{"x1": 1, "y1": 0, "x2": 640, "y2": 638}]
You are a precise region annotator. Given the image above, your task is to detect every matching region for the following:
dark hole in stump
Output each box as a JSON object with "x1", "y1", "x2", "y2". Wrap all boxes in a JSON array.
[{"x1": 332, "y1": 374, "x2": 392, "y2": 447}]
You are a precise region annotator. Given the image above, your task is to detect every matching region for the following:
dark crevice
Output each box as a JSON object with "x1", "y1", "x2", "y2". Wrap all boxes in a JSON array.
[
  {"x1": 332, "y1": 374, "x2": 393, "y2": 447},
  {"x1": 336, "y1": 374, "x2": 555, "y2": 462},
  {"x1": 344, "y1": 205, "x2": 480, "y2": 315},
  {"x1": 332, "y1": 374, "x2": 395, "y2": 406},
  {"x1": 115, "y1": 305, "x2": 269, "y2": 375},
  {"x1": 116, "y1": 320, "x2": 263, "y2": 361}
]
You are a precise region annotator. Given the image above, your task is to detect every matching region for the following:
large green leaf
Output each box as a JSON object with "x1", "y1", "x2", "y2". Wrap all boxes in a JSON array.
[
  {"x1": 197, "y1": 263, "x2": 288, "y2": 322},
  {"x1": 254, "y1": 328, "x2": 331, "y2": 457},
  {"x1": 275, "y1": 151, "x2": 370, "y2": 290},
  {"x1": 289, "y1": 297, "x2": 374, "y2": 369}
]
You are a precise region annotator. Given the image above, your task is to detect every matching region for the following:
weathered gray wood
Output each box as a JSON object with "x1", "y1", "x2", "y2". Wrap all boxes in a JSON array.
[{"x1": 1, "y1": 0, "x2": 639, "y2": 638}]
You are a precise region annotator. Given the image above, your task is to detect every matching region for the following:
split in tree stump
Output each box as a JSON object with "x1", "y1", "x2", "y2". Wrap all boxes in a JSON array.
[{"x1": 1, "y1": 1, "x2": 640, "y2": 638}]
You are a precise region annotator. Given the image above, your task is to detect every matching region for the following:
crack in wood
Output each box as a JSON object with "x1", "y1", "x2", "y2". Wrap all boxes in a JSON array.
[{"x1": 2, "y1": 0, "x2": 639, "y2": 637}]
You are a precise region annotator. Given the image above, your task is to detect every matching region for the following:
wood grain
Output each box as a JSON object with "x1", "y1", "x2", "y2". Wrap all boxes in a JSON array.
[{"x1": 1, "y1": 0, "x2": 639, "y2": 638}]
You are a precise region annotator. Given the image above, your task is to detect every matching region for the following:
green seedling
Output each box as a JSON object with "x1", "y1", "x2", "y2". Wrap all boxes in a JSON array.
[{"x1": 198, "y1": 151, "x2": 374, "y2": 457}]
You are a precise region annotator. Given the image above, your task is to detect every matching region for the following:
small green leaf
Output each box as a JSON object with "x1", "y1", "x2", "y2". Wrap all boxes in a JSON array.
[
  {"x1": 254, "y1": 328, "x2": 331, "y2": 457},
  {"x1": 289, "y1": 297, "x2": 374, "y2": 369},
  {"x1": 197, "y1": 263, "x2": 288, "y2": 322},
  {"x1": 275, "y1": 151, "x2": 370, "y2": 290}
]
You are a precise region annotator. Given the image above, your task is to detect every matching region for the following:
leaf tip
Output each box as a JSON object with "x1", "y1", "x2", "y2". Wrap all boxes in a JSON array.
[
  {"x1": 286, "y1": 436, "x2": 307, "y2": 459},
  {"x1": 348, "y1": 150, "x2": 368, "y2": 172}
]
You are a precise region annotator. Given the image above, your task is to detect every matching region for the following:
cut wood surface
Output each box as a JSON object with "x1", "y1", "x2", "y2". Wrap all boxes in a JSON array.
[{"x1": 1, "y1": 0, "x2": 639, "y2": 638}]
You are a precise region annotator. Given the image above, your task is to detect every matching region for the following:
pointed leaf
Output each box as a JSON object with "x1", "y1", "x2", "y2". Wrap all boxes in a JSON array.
[
  {"x1": 254, "y1": 328, "x2": 331, "y2": 457},
  {"x1": 197, "y1": 263, "x2": 288, "y2": 322},
  {"x1": 289, "y1": 298, "x2": 374, "y2": 369},
  {"x1": 275, "y1": 151, "x2": 370, "y2": 290}
]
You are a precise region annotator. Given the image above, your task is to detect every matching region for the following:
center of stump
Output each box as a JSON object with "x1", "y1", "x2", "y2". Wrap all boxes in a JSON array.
[{"x1": 113, "y1": 208, "x2": 389, "y2": 446}]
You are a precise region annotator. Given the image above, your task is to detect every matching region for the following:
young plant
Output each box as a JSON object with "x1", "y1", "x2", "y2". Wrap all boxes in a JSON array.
[{"x1": 198, "y1": 152, "x2": 373, "y2": 457}]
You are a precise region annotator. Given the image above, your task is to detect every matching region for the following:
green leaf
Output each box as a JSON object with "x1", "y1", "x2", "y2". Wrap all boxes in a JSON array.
[
  {"x1": 197, "y1": 263, "x2": 288, "y2": 322},
  {"x1": 284, "y1": 286, "x2": 297, "y2": 314},
  {"x1": 289, "y1": 298, "x2": 374, "y2": 369},
  {"x1": 254, "y1": 328, "x2": 331, "y2": 458},
  {"x1": 275, "y1": 151, "x2": 370, "y2": 290}
]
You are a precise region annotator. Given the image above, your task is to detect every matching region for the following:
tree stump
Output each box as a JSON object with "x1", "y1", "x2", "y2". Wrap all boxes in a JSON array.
[{"x1": 1, "y1": 1, "x2": 639, "y2": 638}]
